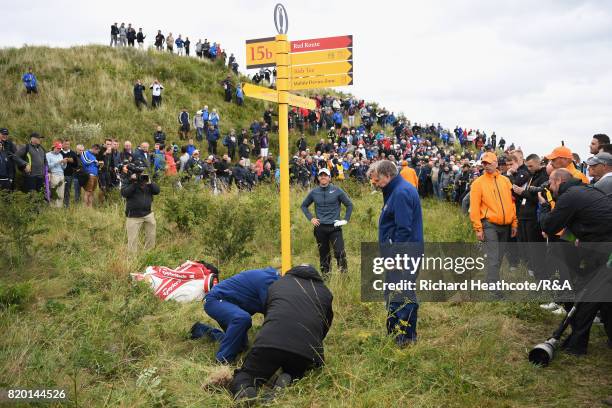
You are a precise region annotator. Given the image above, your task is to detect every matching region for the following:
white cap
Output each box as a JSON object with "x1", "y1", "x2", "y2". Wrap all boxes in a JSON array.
[{"x1": 318, "y1": 168, "x2": 331, "y2": 176}]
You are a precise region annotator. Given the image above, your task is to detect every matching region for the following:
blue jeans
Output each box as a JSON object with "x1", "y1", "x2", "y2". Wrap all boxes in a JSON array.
[
  {"x1": 432, "y1": 181, "x2": 440, "y2": 199},
  {"x1": 204, "y1": 294, "x2": 251, "y2": 363}
]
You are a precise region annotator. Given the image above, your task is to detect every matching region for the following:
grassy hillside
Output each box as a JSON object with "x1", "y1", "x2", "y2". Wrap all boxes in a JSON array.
[{"x1": 1, "y1": 47, "x2": 611, "y2": 407}]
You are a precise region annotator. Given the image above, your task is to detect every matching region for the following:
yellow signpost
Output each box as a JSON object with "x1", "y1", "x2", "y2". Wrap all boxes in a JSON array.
[
  {"x1": 289, "y1": 47, "x2": 352, "y2": 66},
  {"x1": 290, "y1": 73, "x2": 353, "y2": 90},
  {"x1": 244, "y1": 4, "x2": 353, "y2": 274},
  {"x1": 291, "y1": 60, "x2": 353, "y2": 78},
  {"x1": 245, "y1": 37, "x2": 276, "y2": 69}
]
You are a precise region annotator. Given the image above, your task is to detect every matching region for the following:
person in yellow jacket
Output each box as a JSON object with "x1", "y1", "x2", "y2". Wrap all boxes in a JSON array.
[
  {"x1": 470, "y1": 152, "x2": 518, "y2": 284},
  {"x1": 546, "y1": 146, "x2": 588, "y2": 184},
  {"x1": 400, "y1": 161, "x2": 418, "y2": 188}
]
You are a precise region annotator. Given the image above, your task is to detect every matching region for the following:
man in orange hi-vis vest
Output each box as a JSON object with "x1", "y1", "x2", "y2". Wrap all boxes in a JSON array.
[
  {"x1": 400, "y1": 160, "x2": 418, "y2": 188},
  {"x1": 470, "y1": 152, "x2": 518, "y2": 285}
]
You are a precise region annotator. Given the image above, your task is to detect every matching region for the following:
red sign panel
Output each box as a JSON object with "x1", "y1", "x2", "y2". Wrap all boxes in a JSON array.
[{"x1": 291, "y1": 35, "x2": 353, "y2": 53}]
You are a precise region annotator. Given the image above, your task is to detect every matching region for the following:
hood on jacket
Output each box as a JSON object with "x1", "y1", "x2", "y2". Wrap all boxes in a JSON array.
[
  {"x1": 556, "y1": 177, "x2": 583, "y2": 198},
  {"x1": 286, "y1": 264, "x2": 323, "y2": 282}
]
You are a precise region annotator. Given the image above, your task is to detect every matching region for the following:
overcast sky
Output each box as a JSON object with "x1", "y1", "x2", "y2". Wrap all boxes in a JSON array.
[{"x1": 3, "y1": 0, "x2": 611, "y2": 160}]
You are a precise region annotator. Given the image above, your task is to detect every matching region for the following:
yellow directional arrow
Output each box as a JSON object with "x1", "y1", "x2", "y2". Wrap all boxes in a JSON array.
[
  {"x1": 287, "y1": 93, "x2": 316, "y2": 110},
  {"x1": 290, "y1": 48, "x2": 352, "y2": 66},
  {"x1": 290, "y1": 73, "x2": 353, "y2": 90},
  {"x1": 242, "y1": 83, "x2": 277, "y2": 104},
  {"x1": 291, "y1": 60, "x2": 353, "y2": 78}
]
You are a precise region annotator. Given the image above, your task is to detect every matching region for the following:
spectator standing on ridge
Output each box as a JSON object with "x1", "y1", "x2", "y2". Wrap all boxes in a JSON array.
[
  {"x1": 133, "y1": 79, "x2": 147, "y2": 109},
  {"x1": 222, "y1": 75, "x2": 233, "y2": 102},
  {"x1": 178, "y1": 108, "x2": 190, "y2": 140},
  {"x1": 206, "y1": 123, "x2": 220, "y2": 155},
  {"x1": 209, "y1": 108, "x2": 220, "y2": 128},
  {"x1": 184, "y1": 37, "x2": 191, "y2": 56},
  {"x1": 194, "y1": 110, "x2": 205, "y2": 142},
  {"x1": 126, "y1": 23, "x2": 136, "y2": 47},
  {"x1": 15, "y1": 132, "x2": 47, "y2": 193},
  {"x1": 236, "y1": 83, "x2": 244, "y2": 106},
  {"x1": 175, "y1": 35, "x2": 185, "y2": 56},
  {"x1": 110, "y1": 22, "x2": 119, "y2": 47},
  {"x1": 22, "y1": 67, "x2": 38, "y2": 94},
  {"x1": 152, "y1": 125, "x2": 166, "y2": 149},
  {"x1": 136, "y1": 28, "x2": 146, "y2": 49},
  {"x1": 118, "y1": 23, "x2": 127, "y2": 46},
  {"x1": 166, "y1": 32, "x2": 174, "y2": 53},
  {"x1": 46, "y1": 141, "x2": 67, "y2": 208},
  {"x1": 154, "y1": 30, "x2": 164, "y2": 51},
  {"x1": 150, "y1": 80, "x2": 164, "y2": 108}
]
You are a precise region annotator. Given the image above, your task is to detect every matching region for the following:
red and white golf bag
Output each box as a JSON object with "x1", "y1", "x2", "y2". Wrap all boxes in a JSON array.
[{"x1": 131, "y1": 260, "x2": 219, "y2": 302}]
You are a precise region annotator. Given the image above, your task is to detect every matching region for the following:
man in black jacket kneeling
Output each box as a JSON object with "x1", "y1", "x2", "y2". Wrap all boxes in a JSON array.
[
  {"x1": 230, "y1": 264, "x2": 333, "y2": 401},
  {"x1": 120, "y1": 162, "x2": 160, "y2": 253}
]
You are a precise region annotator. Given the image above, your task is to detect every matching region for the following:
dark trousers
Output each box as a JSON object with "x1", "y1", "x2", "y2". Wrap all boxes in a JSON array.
[
  {"x1": 63, "y1": 175, "x2": 80, "y2": 207},
  {"x1": 0, "y1": 179, "x2": 11, "y2": 191},
  {"x1": 563, "y1": 302, "x2": 612, "y2": 354},
  {"x1": 207, "y1": 140, "x2": 217, "y2": 155},
  {"x1": 152, "y1": 95, "x2": 162, "y2": 108},
  {"x1": 483, "y1": 220, "x2": 510, "y2": 282},
  {"x1": 314, "y1": 224, "x2": 347, "y2": 275},
  {"x1": 134, "y1": 97, "x2": 147, "y2": 110},
  {"x1": 23, "y1": 175, "x2": 44, "y2": 193},
  {"x1": 230, "y1": 347, "x2": 313, "y2": 396},
  {"x1": 518, "y1": 218, "x2": 545, "y2": 277}
]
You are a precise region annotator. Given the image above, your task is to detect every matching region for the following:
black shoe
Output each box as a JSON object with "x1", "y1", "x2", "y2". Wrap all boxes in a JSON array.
[
  {"x1": 395, "y1": 336, "x2": 417, "y2": 349},
  {"x1": 273, "y1": 373, "x2": 292, "y2": 389},
  {"x1": 234, "y1": 386, "x2": 257, "y2": 402}
]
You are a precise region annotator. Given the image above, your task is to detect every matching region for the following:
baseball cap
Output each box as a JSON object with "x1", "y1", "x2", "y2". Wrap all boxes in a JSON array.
[
  {"x1": 318, "y1": 168, "x2": 331, "y2": 176},
  {"x1": 546, "y1": 146, "x2": 573, "y2": 160},
  {"x1": 480, "y1": 152, "x2": 498, "y2": 164},
  {"x1": 53, "y1": 141, "x2": 63, "y2": 150},
  {"x1": 0, "y1": 128, "x2": 8, "y2": 135},
  {"x1": 586, "y1": 152, "x2": 612, "y2": 166},
  {"x1": 30, "y1": 132, "x2": 43, "y2": 139}
]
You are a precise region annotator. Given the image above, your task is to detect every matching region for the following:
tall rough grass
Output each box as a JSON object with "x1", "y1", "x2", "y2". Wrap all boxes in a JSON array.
[{"x1": 0, "y1": 47, "x2": 610, "y2": 407}]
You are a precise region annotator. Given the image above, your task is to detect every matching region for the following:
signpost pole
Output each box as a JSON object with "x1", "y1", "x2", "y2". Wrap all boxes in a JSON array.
[{"x1": 275, "y1": 34, "x2": 291, "y2": 275}]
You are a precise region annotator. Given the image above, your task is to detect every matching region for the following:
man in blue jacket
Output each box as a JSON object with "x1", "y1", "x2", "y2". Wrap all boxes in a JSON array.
[
  {"x1": 368, "y1": 160, "x2": 424, "y2": 347},
  {"x1": 22, "y1": 67, "x2": 38, "y2": 94},
  {"x1": 191, "y1": 267, "x2": 280, "y2": 363}
]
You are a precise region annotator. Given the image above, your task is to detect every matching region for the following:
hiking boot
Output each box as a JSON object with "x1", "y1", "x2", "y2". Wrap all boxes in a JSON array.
[
  {"x1": 234, "y1": 386, "x2": 257, "y2": 402},
  {"x1": 273, "y1": 373, "x2": 292, "y2": 390},
  {"x1": 395, "y1": 335, "x2": 417, "y2": 348}
]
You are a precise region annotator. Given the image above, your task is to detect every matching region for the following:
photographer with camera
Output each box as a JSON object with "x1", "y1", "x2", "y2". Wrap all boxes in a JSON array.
[{"x1": 120, "y1": 161, "x2": 160, "y2": 254}]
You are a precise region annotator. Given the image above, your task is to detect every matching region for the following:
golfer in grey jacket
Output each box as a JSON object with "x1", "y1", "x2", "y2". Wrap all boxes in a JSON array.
[{"x1": 301, "y1": 168, "x2": 353, "y2": 275}]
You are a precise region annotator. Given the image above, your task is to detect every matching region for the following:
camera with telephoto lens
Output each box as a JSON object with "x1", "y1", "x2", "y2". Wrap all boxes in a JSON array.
[
  {"x1": 125, "y1": 160, "x2": 149, "y2": 183},
  {"x1": 526, "y1": 181, "x2": 550, "y2": 195}
]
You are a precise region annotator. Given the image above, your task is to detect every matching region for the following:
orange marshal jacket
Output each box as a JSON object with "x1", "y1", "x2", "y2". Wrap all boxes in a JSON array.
[
  {"x1": 469, "y1": 171, "x2": 517, "y2": 232},
  {"x1": 400, "y1": 166, "x2": 419, "y2": 188}
]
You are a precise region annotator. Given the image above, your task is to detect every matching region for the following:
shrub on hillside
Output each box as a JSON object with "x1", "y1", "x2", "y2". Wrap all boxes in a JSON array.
[
  {"x1": 0, "y1": 191, "x2": 48, "y2": 267},
  {"x1": 161, "y1": 188, "x2": 256, "y2": 262}
]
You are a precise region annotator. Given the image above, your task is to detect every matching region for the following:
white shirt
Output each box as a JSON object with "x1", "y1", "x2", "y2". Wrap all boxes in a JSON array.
[{"x1": 150, "y1": 83, "x2": 164, "y2": 96}]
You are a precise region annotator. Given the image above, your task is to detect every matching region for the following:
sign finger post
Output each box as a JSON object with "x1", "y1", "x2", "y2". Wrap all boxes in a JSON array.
[{"x1": 244, "y1": 3, "x2": 354, "y2": 274}]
